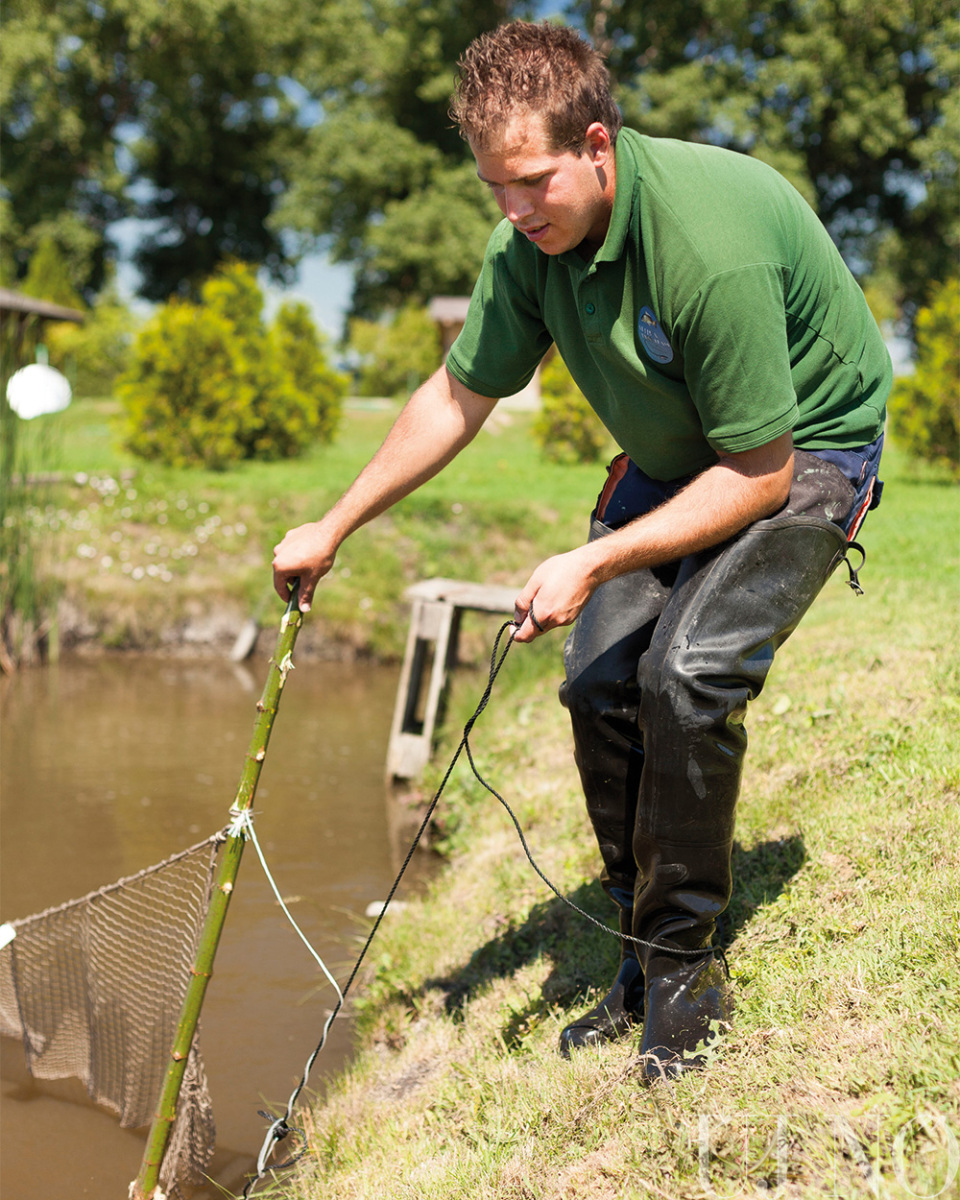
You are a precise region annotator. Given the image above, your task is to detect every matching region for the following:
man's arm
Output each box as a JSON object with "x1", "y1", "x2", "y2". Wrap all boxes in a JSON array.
[
  {"x1": 272, "y1": 366, "x2": 498, "y2": 610},
  {"x1": 512, "y1": 432, "x2": 795, "y2": 642}
]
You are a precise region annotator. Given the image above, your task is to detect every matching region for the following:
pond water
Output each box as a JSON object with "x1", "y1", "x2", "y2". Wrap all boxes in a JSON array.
[{"x1": 0, "y1": 650, "x2": 422, "y2": 1198}]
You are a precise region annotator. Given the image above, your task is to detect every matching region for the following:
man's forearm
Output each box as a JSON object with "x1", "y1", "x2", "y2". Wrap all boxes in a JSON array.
[
  {"x1": 582, "y1": 440, "x2": 794, "y2": 585},
  {"x1": 512, "y1": 433, "x2": 795, "y2": 640}
]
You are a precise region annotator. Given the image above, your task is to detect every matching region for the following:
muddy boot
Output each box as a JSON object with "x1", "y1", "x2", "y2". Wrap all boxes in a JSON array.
[
  {"x1": 559, "y1": 906, "x2": 645, "y2": 1056},
  {"x1": 634, "y1": 866, "x2": 734, "y2": 1082},
  {"x1": 632, "y1": 514, "x2": 850, "y2": 1081}
]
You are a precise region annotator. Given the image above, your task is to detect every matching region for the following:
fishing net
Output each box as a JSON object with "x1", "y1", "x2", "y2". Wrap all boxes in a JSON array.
[{"x1": 0, "y1": 834, "x2": 223, "y2": 1197}]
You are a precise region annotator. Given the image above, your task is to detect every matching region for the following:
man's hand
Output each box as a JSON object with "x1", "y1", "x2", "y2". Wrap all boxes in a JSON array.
[
  {"x1": 272, "y1": 522, "x2": 337, "y2": 612},
  {"x1": 511, "y1": 547, "x2": 601, "y2": 643},
  {"x1": 510, "y1": 433, "x2": 795, "y2": 642}
]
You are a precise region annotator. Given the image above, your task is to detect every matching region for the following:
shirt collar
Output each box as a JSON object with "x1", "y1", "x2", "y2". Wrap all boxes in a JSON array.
[{"x1": 557, "y1": 130, "x2": 639, "y2": 271}]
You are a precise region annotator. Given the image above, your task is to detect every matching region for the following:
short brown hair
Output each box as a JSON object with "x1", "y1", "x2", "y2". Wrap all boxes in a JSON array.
[{"x1": 450, "y1": 21, "x2": 623, "y2": 153}]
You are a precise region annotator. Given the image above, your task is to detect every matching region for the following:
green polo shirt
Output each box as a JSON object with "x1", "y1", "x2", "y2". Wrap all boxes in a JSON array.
[{"x1": 446, "y1": 129, "x2": 891, "y2": 481}]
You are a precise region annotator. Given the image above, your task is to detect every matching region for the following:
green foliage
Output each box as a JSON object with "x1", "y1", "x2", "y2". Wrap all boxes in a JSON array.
[
  {"x1": 119, "y1": 263, "x2": 346, "y2": 468},
  {"x1": 888, "y1": 278, "x2": 960, "y2": 477},
  {"x1": 271, "y1": 0, "x2": 507, "y2": 316},
  {"x1": 1, "y1": 0, "x2": 301, "y2": 301},
  {"x1": 20, "y1": 233, "x2": 86, "y2": 311},
  {"x1": 5, "y1": 0, "x2": 952, "y2": 328},
  {"x1": 533, "y1": 354, "x2": 609, "y2": 464},
  {"x1": 271, "y1": 300, "x2": 345, "y2": 443},
  {"x1": 347, "y1": 304, "x2": 442, "y2": 398},
  {"x1": 19, "y1": 236, "x2": 139, "y2": 395},
  {"x1": 591, "y1": 0, "x2": 958, "y2": 309}
]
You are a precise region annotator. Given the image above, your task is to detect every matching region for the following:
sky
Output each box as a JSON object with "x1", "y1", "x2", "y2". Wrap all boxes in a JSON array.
[{"x1": 259, "y1": 253, "x2": 355, "y2": 341}]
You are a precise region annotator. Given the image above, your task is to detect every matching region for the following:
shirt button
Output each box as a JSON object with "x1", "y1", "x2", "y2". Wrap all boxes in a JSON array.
[{"x1": 585, "y1": 302, "x2": 596, "y2": 315}]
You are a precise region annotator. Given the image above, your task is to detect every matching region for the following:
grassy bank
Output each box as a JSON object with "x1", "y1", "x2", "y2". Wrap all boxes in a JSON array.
[
  {"x1": 17, "y1": 395, "x2": 609, "y2": 656},
  {"x1": 257, "y1": 445, "x2": 959, "y2": 1200}
]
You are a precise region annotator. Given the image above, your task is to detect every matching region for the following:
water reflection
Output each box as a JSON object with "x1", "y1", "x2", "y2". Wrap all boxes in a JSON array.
[{"x1": 1, "y1": 652, "x2": 406, "y2": 1197}]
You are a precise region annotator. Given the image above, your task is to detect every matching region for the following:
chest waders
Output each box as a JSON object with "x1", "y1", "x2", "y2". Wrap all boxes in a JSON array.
[{"x1": 559, "y1": 453, "x2": 858, "y2": 1077}]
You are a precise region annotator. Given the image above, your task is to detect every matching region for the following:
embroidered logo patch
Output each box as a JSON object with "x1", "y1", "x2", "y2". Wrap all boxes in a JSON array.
[{"x1": 637, "y1": 306, "x2": 674, "y2": 364}]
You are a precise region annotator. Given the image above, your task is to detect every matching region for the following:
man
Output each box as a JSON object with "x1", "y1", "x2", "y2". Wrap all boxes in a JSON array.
[{"x1": 273, "y1": 21, "x2": 889, "y2": 1081}]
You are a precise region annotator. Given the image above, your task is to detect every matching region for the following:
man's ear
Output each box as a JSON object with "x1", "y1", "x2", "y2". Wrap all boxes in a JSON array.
[{"x1": 584, "y1": 122, "x2": 613, "y2": 166}]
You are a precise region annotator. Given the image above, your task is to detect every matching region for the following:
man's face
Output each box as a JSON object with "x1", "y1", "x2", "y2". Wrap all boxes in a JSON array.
[{"x1": 471, "y1": 112, "x2": 615, "y2": 256}]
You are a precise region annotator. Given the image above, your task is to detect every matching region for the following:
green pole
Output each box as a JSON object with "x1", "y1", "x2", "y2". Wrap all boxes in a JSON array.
[{"x1": 131, "y1": 589, "x2": 304, "y2": 1200}]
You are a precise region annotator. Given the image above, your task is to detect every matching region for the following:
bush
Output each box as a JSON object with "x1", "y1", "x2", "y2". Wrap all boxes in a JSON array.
[
  {"x1": 46, "y1": 287, "x2": 138, "y2": 397},
  {"x1": 119, "y1": 263, "x2": 347, "y2": 468},
  {"x1": 533, "y1": 353, "x2": 609, "y2": 464},
  {"x1": 272, "y1": 300, "x2": 344, "y2": 444},
  {"x1": 347, "y1": 304, "x2": 442, "y2": 398},
  {"x1": 888, "y1": 278, "x2": 960, "y2": 478}
]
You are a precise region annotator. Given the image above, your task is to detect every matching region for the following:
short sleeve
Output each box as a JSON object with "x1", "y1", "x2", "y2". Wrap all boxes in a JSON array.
[{"x1": 446, "y1": 223, "x2": 554, "y2": 399}]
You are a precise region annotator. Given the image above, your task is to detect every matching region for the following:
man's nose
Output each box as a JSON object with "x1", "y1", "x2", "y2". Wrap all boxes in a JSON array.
[{"x1": 504, "y1": 185, "x2": 534, "y2": 223}]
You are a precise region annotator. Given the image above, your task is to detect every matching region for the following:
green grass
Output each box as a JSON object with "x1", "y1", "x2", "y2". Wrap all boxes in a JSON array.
[{"x1": 244, "y1": 441, "x2": 958, "y2": 1200}]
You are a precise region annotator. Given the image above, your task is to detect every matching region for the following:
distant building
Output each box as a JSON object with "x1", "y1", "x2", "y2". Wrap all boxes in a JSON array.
[{"x1": 428, "y1": 295, "x2": 543, "y2": 410}]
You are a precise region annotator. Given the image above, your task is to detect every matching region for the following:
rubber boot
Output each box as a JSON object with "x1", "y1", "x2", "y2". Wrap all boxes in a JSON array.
[
  {"x1": 559, "y1": 904, "x2": 645, "y2": 1056},
  {"x1": 559, "y1": 541, "x2": 676, "y2": 928},
  {"x1": 632, "y1": 514, "x2": 849, "y2": 1082}
]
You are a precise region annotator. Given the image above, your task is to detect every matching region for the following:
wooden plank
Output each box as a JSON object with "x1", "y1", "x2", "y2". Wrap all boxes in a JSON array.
[{"x1": 404, "y1": 577, "x2": 518, "y2": 614}]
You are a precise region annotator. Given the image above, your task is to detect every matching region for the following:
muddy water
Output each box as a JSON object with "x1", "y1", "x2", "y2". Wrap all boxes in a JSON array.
[{"x1": 0, "y1": 652, "x2": 419, "y2": 1198}]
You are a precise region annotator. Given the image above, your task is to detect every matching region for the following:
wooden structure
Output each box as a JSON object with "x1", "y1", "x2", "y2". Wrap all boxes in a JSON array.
[
  {"x1": 387, "y1": 577, "x2": 518, "y2": 781},
  {"x1": 0, "y1": 287, "x2": 85, "y2": 364}
]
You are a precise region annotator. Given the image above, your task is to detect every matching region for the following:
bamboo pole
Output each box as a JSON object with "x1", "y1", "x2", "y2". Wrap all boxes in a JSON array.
[{"x1": 130, "y1": 588, "x2": 304, "y2": 1200}]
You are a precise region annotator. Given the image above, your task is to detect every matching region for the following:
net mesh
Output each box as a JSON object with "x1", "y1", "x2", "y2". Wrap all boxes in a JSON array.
[{"x1": 0, "y1": 835, "x2": 222, "y2": 1197}]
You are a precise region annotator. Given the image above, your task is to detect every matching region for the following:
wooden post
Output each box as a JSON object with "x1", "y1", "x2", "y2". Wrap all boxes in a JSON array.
[{"x1": 386, "y1": 579, "x2": 517, "y2": 781}]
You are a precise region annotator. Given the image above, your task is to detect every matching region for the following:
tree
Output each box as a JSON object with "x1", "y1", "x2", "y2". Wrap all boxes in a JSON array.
[
  {"x1": 573, "y1": 0, "x2": 958, "y2": 310},
  {"x1": 1, "y1": 0, "x2": 302, "y2": 302},
  {"x1": 20, "y1": 233, "x2": 87, "y2": 312},
  {"x1": 272, "y1": 0, "x2": 511, "y2": 316},
  {"x1": 126, "y1": 0, "x2": 303, "y2": 301},
  {"x1": 0, "y1": 1, "x2": 132, "y2": 297}
]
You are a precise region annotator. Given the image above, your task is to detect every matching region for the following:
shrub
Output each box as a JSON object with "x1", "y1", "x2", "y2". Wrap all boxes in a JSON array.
[
  {"x1": 888, "y1": 278, "x2": 960, "y2": 478},
  {"x1": 533, "y1": 353, "x2": 609, "y2": 464},
  {"x1": 119, "y1": 263, "x2": 346, "y2": 468},
  {"x1": 347, "y1": 304, "x2": 442, "y2": 398},
  {"x1": 46, "y1": 288, "x2": 138, "y2": 397},
  {"x1": 21, "y1": 232, "x2": 86, "y2": 310},
  {"x1": 272, "y1": 300, "x2": 344, "y2": 444}
]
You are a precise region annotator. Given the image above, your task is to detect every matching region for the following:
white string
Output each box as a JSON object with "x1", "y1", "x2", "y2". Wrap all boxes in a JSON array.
[{"x1": 226, "y1": 808, "x2": 344, "y2": 1176}]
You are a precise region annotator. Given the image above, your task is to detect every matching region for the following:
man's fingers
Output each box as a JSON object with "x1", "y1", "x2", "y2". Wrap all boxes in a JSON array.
[{"x1": 295, "y1": 574, "x2": 316, "y2": 612}]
